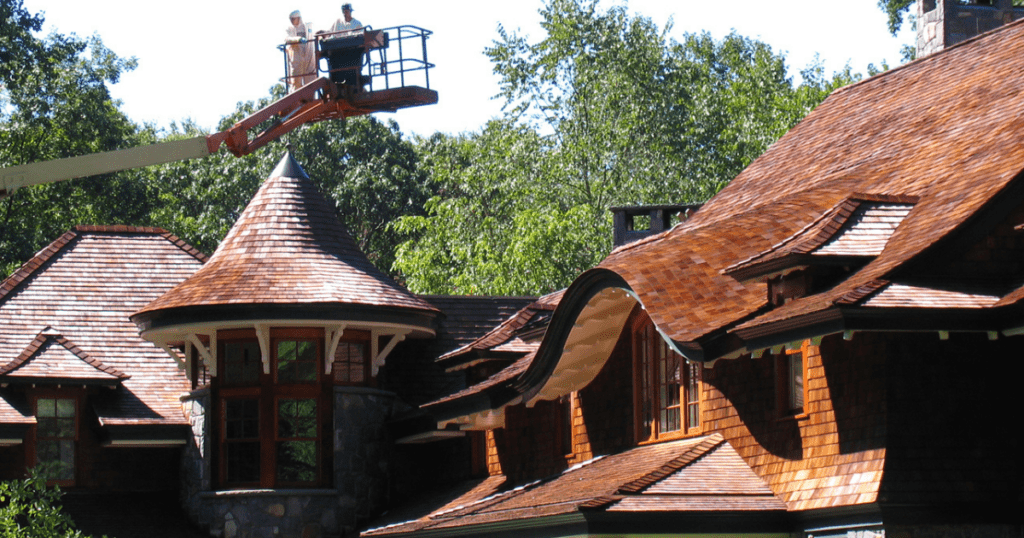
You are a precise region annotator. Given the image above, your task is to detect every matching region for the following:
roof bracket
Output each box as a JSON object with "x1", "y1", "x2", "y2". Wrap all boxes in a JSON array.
[
  {"x1": 186, "y1": 332, "x2": 217, "y2": 377},
  {"x1": 255, "y1": 324, "x2": 271, "y2": 375},
  {"x1": 324, "y1": 324, "x2": 347, "y2": 375},
  {"x1": 372, "y1": 330, "x2": 410, "y2": 377}
]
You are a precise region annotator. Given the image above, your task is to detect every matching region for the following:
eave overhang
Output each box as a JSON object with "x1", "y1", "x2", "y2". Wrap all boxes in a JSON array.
[
  {"x1": 0, "y1": 376, "x2": 123, "y2": 387},
  {"x1": 514, "y1": 268, "x2": 635, "y2": 405},
  {"x1": 364, "y1": 506, "x2": 791, "y2": 538},
  {"x1": 132, "y1": 302, "x2": 439, "y2": 340},
  {"x1": 731, "y1": 303, "x2": 1024, "y2": 354},
  {"x1": 99, "y1": 423, "x2": 191, "y2": 447},
  {"x1": 725, "y1": 253, "x2": 869, "y2": 284},
  {"x1": 0, "y1": 423, "x2": 31, "y2": 445}
]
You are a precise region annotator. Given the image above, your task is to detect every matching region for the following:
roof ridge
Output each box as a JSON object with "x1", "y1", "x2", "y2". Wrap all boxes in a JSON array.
[
  {"x1": 831, "y1": 14, "x2": 1024, "y2": 99},
  {"x1": 615, "y1": 435, "x2": 726, "y2": 495},
  {"x1": 0, "y1": 229, "x2": 79, "y2": 304},
  {"x1": 0, "y1": 330, "x2": 131, "y2": 380},
  {"x1": 1, "y1": 227, "x2": 208, "y2": 305},
  {"x1": 72, "y1": 224, "x2": 168, "y2": 234}
]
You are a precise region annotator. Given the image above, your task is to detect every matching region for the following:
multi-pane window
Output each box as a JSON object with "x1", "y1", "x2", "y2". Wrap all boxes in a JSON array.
[
  {"x1": 333, "y1": 341, "x2": 368, "y2": 385},
  {"x1": 277, "y1": 340, "x2": 317, "y2": 383},
  {"x1": 217, "y1": 333, "x2": 330, "y2": 489},
  {"x1": 276, "y1": 398, "x2": 318, "y2": 484},
  {"x1": 223, "y1": 398, "x2": 260, "y2": 484},
  {"x1": 633, "y1": 316, "x2": 701, "y2": 442},
  {"x1": 35, "y1": 398, "x2": 76, "y2": 483}
]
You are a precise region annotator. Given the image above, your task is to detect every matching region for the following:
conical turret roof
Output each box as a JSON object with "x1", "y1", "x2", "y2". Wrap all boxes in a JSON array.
[{"x1": 133, "y1": 153, "x2": 437, "y2": 334}]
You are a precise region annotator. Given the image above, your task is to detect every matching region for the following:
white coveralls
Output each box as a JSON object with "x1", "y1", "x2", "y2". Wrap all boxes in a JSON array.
[
  {"x1": 285, "y1": 20, "x2": 317, "y2": 92},
  {"x1": 330, "y1": 17, "x2": 363, "y2": 34}
]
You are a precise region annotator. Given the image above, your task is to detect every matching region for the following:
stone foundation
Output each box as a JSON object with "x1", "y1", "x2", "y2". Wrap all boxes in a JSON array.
[{"x1": 178, "y1": 386, "x2": 398, "y2": 538}]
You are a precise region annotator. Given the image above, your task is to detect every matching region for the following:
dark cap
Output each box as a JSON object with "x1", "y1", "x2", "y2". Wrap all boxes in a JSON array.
[{"x1": 341, "y1": 3, "x2": 353, "y2": 10}]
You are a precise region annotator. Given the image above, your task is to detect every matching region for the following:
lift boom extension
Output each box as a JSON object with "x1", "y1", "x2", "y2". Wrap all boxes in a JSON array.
[{"x1": 0, "y1": 25, "x2": 438, "y2": 199}]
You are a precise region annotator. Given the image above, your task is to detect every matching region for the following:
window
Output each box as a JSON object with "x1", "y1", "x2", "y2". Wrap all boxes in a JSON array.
[
  {"x1": 776, "y1": 342, "x2": 809, "y2": 417},
  {"x1": 34, "y1": 397, "x2": 77, "y2": 485},
  {"x1": 633, "y1": 315, "x2": 701, "y2": 442},
  {"x1": 333, "y1": 340, "x2": 368, "y2": 385},
  {"x1": 559, "y1": 393, "x2": 574, "y2": 457},
  {"x1": 216, "y1": 330, "x2": 329, "y2": 489}
]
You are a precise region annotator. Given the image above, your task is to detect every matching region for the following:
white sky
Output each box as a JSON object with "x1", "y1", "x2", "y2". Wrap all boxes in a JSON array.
[{"x1": 22, "y1": 0, "x2": 912, "y2": 139}]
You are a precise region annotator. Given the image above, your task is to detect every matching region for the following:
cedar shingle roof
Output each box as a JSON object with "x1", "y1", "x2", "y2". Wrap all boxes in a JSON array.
[
  {"x1": 0, "y1": 226, "x2": 204, "y2": 426},
  {"x1": 725, "y1": 194, "x2": 918, "y2": 282},
  {"x1": 0, "y1": 330, "x2": 129, "y2": 384},
  {"x1": 437, "y1": 291, "x2": 561, "y2": 366},
  {"x1": 363, "y1": 435, "x2": 784, "y2": 536},
  {"x1": 136, "y1": 153, "x2": 437, "y2": 317},
  {"x1": 384, "y1": 296, "x2": 536, "y2": 406},
  {"x1": 548, "y1": 16, "x2": 1024, "y2": 358}
]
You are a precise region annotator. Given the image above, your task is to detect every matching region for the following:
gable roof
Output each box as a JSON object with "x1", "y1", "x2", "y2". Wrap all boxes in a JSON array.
[
  {"x1": 364, "y1": 435, "x2": 785, "y2": 536},
  {"x1": 0, "y1": 329, "x2": 129, "y2": 385},
  {"x1": 0, "y1": 226, "x2": 205, "y2": 427}
]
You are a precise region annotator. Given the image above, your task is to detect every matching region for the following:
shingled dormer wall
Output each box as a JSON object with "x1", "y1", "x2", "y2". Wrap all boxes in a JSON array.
[{"x1": 918, "y1": 0, "x2": 1024, "y2": 57}]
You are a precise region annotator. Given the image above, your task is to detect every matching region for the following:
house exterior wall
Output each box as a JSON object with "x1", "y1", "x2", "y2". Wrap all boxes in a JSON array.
[
  {"x1": 705, "y1": 333, "x2": 887, "y2": 510},
  {"x1": 881, "y1": 332, "x2": 1024, "y2": 507}
]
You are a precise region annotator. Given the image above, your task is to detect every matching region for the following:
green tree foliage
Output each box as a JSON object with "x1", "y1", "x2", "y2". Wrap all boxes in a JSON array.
[
  {"x1": 878, "y1": 0, "x2": 915, "y2": 37},
  {"x1": 393, "y1": 0, "x2": 844, "y2": 295},
  {"x1": 0, "y1": 471, "x2": 92, "y2": 537},
  {"x1": 0, "y1": 0, "x2": 147, "y2": 277},
  {"x1": 146, "y1": 87, "x2": 430, "y2": 273}
]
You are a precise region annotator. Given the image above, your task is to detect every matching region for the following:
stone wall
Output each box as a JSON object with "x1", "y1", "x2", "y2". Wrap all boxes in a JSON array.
[
  {"x1": 178, "y1": 386, "x2": 398, "y2": 537},
  {"x1": 180, "y1": 388, "x2": 212, "y2": 522},
  {"x1": 918, "y1": 0, "x2": 1024, "y2": 57},
  {"x1": 332, "y1": 386, "x2": 397, "y2": 531}
]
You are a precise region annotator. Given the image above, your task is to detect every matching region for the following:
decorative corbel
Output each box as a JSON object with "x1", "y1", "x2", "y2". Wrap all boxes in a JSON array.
[
  {"x1": 255, "y1": 324, "x2": 271, "y2": 374},
  {"x1": 324, "y1": 324, "x2": 347, "y2": 375},
  {"x1": 371, "y1": 329, "x2": 410, "y2": 377},
  {"x1": 156, "y1": 340, "x2": 190, "y2": 378},
  {"x1": 186, "y1": 332, "x2": 217, "y2": 377}
]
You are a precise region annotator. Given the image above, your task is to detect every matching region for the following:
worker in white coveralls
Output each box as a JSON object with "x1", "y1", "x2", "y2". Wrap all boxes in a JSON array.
[
  {"x1": 330, "y1": 3, "x2": 363, "y2": 34},
  {"x1": 284, "y1": 10, "x2": 317, "y2": 92}
]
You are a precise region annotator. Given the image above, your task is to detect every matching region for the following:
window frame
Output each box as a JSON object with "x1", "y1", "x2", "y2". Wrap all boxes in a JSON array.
[
  {"x1": 331, "y1": 330, "x2": 372, "y2": 386},
  {"x1": 214, "y1": 328, "x2": 332, "y2": 489},
  {"x1": 775, "y1": 340, "x2": 810, "y2": 419},
  {"x1": 632, "y1": 314, "x2": 702, "y2": 444},
  {"x1": 29, "y1": 390, "x2": 81, "y2": 487}
]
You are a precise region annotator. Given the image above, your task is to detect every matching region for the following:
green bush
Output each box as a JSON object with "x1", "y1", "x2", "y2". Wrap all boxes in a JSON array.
[{"x1": 0, "y1": 471, "x2": 90, "y2": 538}]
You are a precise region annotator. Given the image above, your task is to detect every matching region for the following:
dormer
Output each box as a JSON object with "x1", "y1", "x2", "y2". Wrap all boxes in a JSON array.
[{"x1": 724, "y1": 194, "x2": 918, "y2": 305}]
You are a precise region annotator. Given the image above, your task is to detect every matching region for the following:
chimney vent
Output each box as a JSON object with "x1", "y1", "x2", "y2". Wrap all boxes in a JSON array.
[{"x1": 611, "y1": 204, "x2": 700, "y2": 247}]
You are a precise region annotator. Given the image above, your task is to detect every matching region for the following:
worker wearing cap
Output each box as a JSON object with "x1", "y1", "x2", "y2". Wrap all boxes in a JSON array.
[
  {"x1": 330, "y1": 3, "x2": 363, "y2": 35},
  {"x1": 284, "y1": 10, "x2": 317, "y2": 92}
]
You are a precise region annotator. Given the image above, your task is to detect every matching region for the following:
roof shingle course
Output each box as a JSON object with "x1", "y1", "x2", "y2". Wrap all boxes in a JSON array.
[
  {"x1": 0, "y1": 228, "x2": 204, "y2": 426},
  {"x1": 138, "y1": 155, "x2": 435, "y2": 316}
]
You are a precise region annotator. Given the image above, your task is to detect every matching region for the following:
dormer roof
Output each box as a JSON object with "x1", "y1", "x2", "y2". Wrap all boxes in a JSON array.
[
  {"x1": 724, "y1": 194, "x2": 918, "y2": 283},
  {"x1": 0, "y1": 329, "x2": 129, "y2": 385}
]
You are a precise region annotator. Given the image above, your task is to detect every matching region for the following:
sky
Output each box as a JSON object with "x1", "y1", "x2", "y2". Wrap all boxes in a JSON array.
[{"x1": 22, "y1": 0, "x2": 912, "y2": 139}]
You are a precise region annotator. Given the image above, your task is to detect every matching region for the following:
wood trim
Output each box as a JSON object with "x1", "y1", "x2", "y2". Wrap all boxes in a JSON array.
[
  {"x1": 27, "y1": 389, "x2": 84, "y2": 487},
  {"x1": 631, "y1": 310, "x2": 704, "y2": 444}
]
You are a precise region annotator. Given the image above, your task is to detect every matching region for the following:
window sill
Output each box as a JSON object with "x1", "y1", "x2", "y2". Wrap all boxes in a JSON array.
[
  {"x1": 636, "y1": 428, "x2": 705, "y2": 446},
  {"x1": 201, "y1": 489, "x2": 338, "y2": 498},
  {"x1": 776, "y1": 411, "x2": 809, "y2": 423}
]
